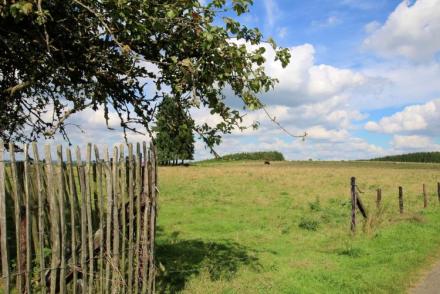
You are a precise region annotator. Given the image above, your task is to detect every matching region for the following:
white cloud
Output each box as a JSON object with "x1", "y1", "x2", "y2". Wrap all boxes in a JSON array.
[
  {"x1": 306, "y1": 126, "x2": 349, "y2": 141},
  {"x1": 365, "y1": 99, "x2": 440, "y2": 134},
  {"x1": 263, "y1": 0, "x2": 280, "y2": 29},
  {"x1": 364, "y1": 21, "x2": 381, "y2": 33},
  {"x1": 360, "y1": 61, "x2": 440, "y2": 110},
  {"x1": 190, "y1": 39, "x2": 379, "y2": 160},
  {"x1": 363, "y1": 0, "x2": 440, "y2": 61},
  {"x1": 391, "y1": 135, "x2": 440, "y2": 150},
  {"x1": 196, "y1": 133, "x2": 384, "y2": 161},
  {"x1": 311, "y1": 16, "x2": 342, "y2": 28},
  {"x1": 257, "y1": 43, "x2": 368, "y2": 107},
  {"x1": 277, "y1": 27, "x2": 288, "y2": 38}
]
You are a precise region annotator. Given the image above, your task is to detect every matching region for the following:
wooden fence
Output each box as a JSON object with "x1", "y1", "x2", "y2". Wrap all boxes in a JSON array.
[
  {"x1": 350, "y1": 177, "x2": 440, "y2": 233},
  {"x1": 0, "y1": 141, "x2": 157, "y2": 293}
]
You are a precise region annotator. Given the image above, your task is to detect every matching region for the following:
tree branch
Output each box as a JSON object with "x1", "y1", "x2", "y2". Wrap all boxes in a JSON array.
[
  {"x1": 43, "y1": 102, "x2": 93, "y2": 137},
  {"x1": 262, "y1": 106, "x2": 307, "y2": 140}
]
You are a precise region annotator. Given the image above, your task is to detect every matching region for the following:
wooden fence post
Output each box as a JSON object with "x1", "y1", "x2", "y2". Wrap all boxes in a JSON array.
[
  {"x1": 148, "y1": 142, "x2": 157, "y2": 293},
  {"x1": 437, "y1": 182, "x2": 440, "y2": 204},
  {"x1": 9, "y1": 143, "x2": 23, "y2": 292},
  {"x1": 86, "y1": 143, "x2": 94, "y2": 293},
  {"x1": 119, "y1": 144, "x2": 126, "y2": 292},
  {"x1": 376, "y1": 188, "x2": 382, "y2": 209},
  {"x1": 423, "y1": 184, "x2": 428, "y2": 208},
  {"x1": 134, "y1": 143, "x2": 142, "y2": 294},
  {"x1": 24, "y1": 145, "x2": 32, "y2": 293},
  {"x1": 127, "y1": 143, "x2": 134, "y2": 294},
  {"x1": 76, "y1": 146, "x2": 88, "y2": 293},
  {"x1": 32, "y1": 142, "x2": 46, "y2": 293},
  {"x1": 111, "y1": 146, "x2": 120, "y2": 294},
  {"x1": 0, "y1": 141, "x2": 156, "y2": 292},
  {"x1": 66, "y1": 147, "x2": 78, "y2": 294},
  {"x1": 141, "y1": 142, "x2": 150, "y2": 294},
  {"x1": 0, "y1": 140, "x2": 10, "y2": 293},
  {"x1": 351, "y1": 177, "x2": 356, "y2": 232},
  {"x1": 399, "y1": 186, "x2": 404, "y2": 214},
  {"x1": 56, "y1": 145, "x2": 67, "y2": 294},
  {"x1": 94, "y1": 145, "x2": 104, "y2": 294},
  {"x1": 104, "y1": 146, "x2": 113, "y2": 294}
]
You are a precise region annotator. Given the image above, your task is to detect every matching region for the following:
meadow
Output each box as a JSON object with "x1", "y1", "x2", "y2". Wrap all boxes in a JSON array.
[{"x1": 156, "y1": 161, "x2": 440, "y2": 293}]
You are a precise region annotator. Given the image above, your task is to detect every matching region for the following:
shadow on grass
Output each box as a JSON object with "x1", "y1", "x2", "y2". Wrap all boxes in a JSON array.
[{"x1": 155, "y1": 230, "x2": 259, "y2": 293}]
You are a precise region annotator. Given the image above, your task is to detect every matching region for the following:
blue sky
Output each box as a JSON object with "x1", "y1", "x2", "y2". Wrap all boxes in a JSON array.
[{"x1": 40, "y1": 0, "x2": 440, "y2": 160}]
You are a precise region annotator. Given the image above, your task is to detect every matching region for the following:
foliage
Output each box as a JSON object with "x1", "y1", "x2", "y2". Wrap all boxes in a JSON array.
[
  {"x1": 154, "y1": 95, "x2": 195, "y2": 165},
  {"x1": 218, "y1": 151, "x2": 285, "y2": 161},
  {"x1": 370, "y1": 152, "x2": 440, "y2": 163},
  {"x1": 0, "y1": 0, "x2": 290, "y2": 150}
]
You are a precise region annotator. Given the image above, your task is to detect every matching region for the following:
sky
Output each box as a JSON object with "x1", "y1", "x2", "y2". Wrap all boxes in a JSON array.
[{"x1": 40, "y1": 0, "x2": 440, "y2": 160}]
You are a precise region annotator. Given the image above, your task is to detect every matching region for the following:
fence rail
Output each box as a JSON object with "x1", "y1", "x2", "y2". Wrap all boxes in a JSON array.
[{"x1": 0, "y1": 141, "x2": 157, "y2": 293}]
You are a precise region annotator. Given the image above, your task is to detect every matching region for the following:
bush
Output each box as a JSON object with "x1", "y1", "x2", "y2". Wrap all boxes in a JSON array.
[{"x1": 220, "y1": 151, "x2": 285, "y2": 161}]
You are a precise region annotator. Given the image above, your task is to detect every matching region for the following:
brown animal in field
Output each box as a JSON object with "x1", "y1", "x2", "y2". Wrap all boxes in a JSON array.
[{"x1": 264, "y1": 161, "x2": 270, "y2": 165}]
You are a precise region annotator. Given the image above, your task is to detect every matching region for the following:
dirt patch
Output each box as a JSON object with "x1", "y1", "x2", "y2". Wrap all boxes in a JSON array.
[{"x1": 410, "y1": 260, "x2": 440, "y2": 294}]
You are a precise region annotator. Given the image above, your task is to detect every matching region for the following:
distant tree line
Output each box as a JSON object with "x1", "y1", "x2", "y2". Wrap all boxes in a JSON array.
[
  {"x1": 219, "y1": 151, "x2": 285, "y2": 161},
  {"x1": 370, "y1": 152, "x2": 440, "y2": 163}
]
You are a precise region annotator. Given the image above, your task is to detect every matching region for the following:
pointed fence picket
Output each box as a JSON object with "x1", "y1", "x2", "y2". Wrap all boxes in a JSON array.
[{"x1": 0, "y1": 141, "x2": 157, "y2": 293}]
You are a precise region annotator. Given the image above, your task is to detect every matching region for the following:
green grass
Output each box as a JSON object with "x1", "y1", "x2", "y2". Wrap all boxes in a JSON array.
[{"x1": 156, "y1": 160, "x2": 440, "y2": 293}]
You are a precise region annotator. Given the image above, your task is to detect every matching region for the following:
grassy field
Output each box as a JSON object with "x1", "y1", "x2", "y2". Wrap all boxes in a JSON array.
[{"x1": 156, "y1": 161, "x2": 440, "y2": 293}]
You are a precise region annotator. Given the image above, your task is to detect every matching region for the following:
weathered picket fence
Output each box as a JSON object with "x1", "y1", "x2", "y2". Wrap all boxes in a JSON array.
[{"x1": 0, "y1": 141, "x2": 157, "y2": 293}]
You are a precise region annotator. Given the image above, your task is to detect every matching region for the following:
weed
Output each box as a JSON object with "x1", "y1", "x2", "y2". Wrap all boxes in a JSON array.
[
  {"x1": 308, "y1": 196, "x2": 321, "y2": 211},
  {"x1": 298, "y1": 217, "x2": 320, "y2": 231}
]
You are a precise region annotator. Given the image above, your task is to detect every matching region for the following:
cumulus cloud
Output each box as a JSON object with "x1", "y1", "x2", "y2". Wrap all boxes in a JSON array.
[
  {"x1": 257, "y1": 43, "x2": 368, "y2": 107},
  {"x1": 363, "y1": 0, "x2": 440, "y2": 61},
  {"x1": 360, "y1": 61, "x2": 440, "y2": 110},
  {"x1": 188, "y1": 38, "x2": 384, "y2": 160},
  {"x1": 195, "y1": 133, "x2": 384, "y2": 161},
  {"x1": 365, "y1": 99, "x2": 440, "y2": 134},
  {"x1": 391, "y1": 135, "x2": 440, "y2": 150}
]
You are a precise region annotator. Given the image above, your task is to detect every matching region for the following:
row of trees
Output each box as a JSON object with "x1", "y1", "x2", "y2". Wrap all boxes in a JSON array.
[
  {"x1": 220, "y1": 151, "x2": 284, "y2": 161},
  {"x1": 371, "y1": 152, "x2": 440, "y2": 163}
]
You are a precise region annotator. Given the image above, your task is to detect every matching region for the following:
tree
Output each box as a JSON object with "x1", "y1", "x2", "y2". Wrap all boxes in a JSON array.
[
  {"x1": 0, "y1": 0, "x2": 290, "y2": 152},
  {"x1": 154, "y1": 95, "x2": 195, "y2": 165}
]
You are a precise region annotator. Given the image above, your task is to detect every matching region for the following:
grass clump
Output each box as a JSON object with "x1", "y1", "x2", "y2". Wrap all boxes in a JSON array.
[
  {"x1": 308, "y1": 196, "x2": 321, "y2": 211},
  {"x1": 298, "y1": 217, "x2": 320, "y2": 231}
]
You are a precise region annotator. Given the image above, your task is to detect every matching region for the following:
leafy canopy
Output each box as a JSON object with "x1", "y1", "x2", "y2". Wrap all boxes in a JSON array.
[
  {"x1": 0, "y1": 0, "x2": 290, "y2": 150},
  {"x1": 154, "y1": 95, "x2": 195, "y2": 164}
]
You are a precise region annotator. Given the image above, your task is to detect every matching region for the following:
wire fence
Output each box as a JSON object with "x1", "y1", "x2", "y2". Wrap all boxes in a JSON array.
[
  {"x1": 0, "y1": 141, "x2": 157, "y2": 293},
  {"x1": 350, "y1": 176, "x2": 440, "y2": 233}
]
